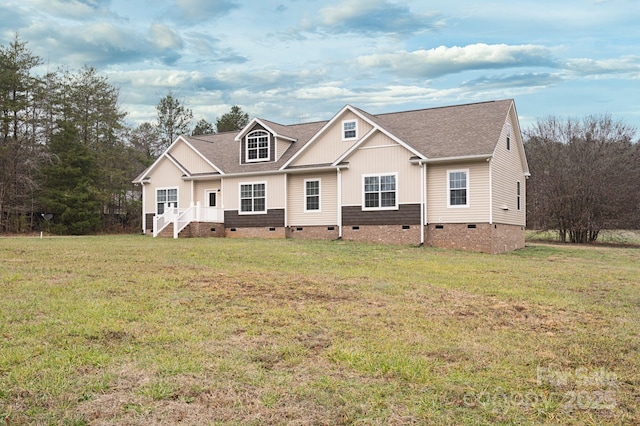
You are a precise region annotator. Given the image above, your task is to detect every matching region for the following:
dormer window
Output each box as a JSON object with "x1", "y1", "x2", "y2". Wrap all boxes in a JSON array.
[
  {"x1": 342, "y1": 120, "x2": 357, "y2": 140},
  {"x1": 506, "y1": 124, "x2": 511, "y2": 151},
  {"x1": 246, "y1": 130, "x2": 270, "y2": 162}
]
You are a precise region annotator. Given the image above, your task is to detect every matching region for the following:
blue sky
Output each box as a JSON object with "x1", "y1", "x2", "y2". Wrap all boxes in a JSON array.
[{"x1": 2, "y1": 0, "x2": 639, "y2": 133}]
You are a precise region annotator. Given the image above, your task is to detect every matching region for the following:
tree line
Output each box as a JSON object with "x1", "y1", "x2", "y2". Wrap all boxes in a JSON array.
[
  {"x1": 0, "y1": 36, "x2": 247, "y2": 234},
  {"x1": 2, "y1": 35, "x2": 638, "y2": 241},
  {"x1": 524, "y1": 115, "x2": 640, "y2": 243}
]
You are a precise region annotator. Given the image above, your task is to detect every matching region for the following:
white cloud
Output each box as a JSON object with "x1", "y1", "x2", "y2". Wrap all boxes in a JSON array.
[
  {"x1": 29, "y1": 0, "x2": 116, "y2": 20},
  {"x1": 149, "y1": 24, "x2": 183, "y2": 50},
  {"x1": 171, "y1": 0, "x2": 239, "y2": 24},
  {"x1": 300, "y1": 0, "x2": 442, "y2": 36},
  {"x1": 564, "y1": 56, "x2": 640, "y2": 78},
  {"x1": 356, "y1": 44, "x2": 557, "y2": 78}
]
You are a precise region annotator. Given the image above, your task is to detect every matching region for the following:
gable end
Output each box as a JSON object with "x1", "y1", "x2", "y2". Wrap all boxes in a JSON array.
[{"x1": 239, "y1": 123, "x2": 276, "y2": 164}]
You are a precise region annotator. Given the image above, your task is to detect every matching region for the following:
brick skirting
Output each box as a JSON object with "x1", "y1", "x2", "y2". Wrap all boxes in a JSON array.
[
  {"x1": 152, "y1": 220, "x2": 525, "y2": 253},
  {"x1": 286, "y1": 225, "x2": 340, "y2": 240},
  {"x1": 426, "y1": 223, "x2": 524, "y2": 253},
  {"x1": 225, "y1": 226, "x2": 286, "y2": 239},
  {"x1": 342, "y1": 224, "x2": 422, "y2": 245}
]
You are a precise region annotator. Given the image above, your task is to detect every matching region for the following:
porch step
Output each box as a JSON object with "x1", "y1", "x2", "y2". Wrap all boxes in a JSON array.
[
  {"x1": 157, "y1": 223, "x2": 174, "y2": 238},
  {"x1": 178, "y1": 224, "x2": 192, "y2": 238},
  {"x1": 156, "y1": 223, "x2": 193, "y2": 238}
]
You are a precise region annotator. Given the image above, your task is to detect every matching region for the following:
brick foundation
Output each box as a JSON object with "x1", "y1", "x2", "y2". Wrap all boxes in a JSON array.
[
  {"x1": 491, "y1": 223, "x2": 525, "y2": 253},
  {"x1": 186, "y1": 222, "x2": 225, "y2": 238},
  {"x1": 224, "y1": 227, "x2": 286, "y2": 239},
  {"x1": 286, "y1": 226, "x2": 340, "y2": 240},
  {"x1": 426, "y1": 223, "x2": 524, "y2": 253},
  {"x1": 151, "y1": 219, "x2": 524, "y2": 253},
  {"x1": 342, "y1": 224, "x2": 422, "y2": 245}
]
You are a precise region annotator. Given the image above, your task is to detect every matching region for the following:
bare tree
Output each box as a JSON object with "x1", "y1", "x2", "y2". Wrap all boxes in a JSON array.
[
  {"x1": 0, "y1": 35, "x2": 46, "y2": 232},
  {"x1": 525, "y1": 114, "x2": 639, "y2": 243}
]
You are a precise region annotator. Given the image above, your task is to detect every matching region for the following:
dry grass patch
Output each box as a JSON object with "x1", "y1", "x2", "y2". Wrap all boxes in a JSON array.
[{"x1": 0, "y1": 236, "x2": 638, "y2": 425}]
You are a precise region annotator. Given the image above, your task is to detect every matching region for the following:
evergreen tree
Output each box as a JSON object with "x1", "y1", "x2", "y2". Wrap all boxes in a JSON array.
[
  {"x1": 39, "y1": 122, "x2": 101, "y2": 234},
  {"x1": 156, "y1": 91, "x2": 192, "y2": 152},
  {"x1": 216, "y1": 105, "x2": 248, "y2": 133},
  {"x1": 192, "y1": 118, "x2": 215, "y2": 136},
  {"x1": 0, "y1": 34, "x2": 45, "y2": 232}
]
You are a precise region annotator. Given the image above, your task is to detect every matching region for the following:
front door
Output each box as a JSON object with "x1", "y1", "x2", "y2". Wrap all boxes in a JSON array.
[{"x1": 205, "y1": 189, "x2": 222, "y2": 221}]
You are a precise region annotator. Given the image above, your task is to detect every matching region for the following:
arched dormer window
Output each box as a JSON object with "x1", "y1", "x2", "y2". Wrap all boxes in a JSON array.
[{"x1": 246, "y1": 130, "x2": 270, "y2": 162}]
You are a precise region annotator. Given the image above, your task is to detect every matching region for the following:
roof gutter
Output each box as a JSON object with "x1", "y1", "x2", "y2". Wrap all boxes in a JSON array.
[
  {"x1": 182, "y1": 164, "x2": 349, "y2": 181},
  {"x1": 410, "y1": 153, "x2": 493, "y2": 165}
]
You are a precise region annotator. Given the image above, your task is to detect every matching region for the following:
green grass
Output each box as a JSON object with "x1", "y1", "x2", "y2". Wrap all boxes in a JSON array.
[
  {"x1": 526, "y1": 229, "x2": 640, "y2": 245},
  {"x1": 1, "y1": 235, "x2": 638, "y2": 425}
]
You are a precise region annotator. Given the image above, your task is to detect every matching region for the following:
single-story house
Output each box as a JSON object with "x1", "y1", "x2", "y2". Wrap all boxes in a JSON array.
[{"x1": 133, "y1": 99, "x2": 529, "y2": 253}]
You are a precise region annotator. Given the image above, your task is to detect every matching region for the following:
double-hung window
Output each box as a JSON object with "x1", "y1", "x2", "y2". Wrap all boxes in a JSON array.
[
  {"x1": 240, "y1": 183, "x2": 266, "y2": 213},
  {"x1": 363, "y1": 174, "x2": 397, "y2": 210},
  {"x1": 516, "y1": 181, "x2": 521, "y2": 211},
  {"x1": 342, "y1": 120, "x2": 357, "y2": 140},
  {"x1": 447, "y1": 170, "x2": 469, "y2": 207},
  {"x1": 246, "y1": 130, "x2": 269, "y2": 162},
  {"x1": 305, "y1": 180, "x2": 320, "y2": 212},
  {"x1": 156, "y1": 188, "x2": 177, "y2": 215},
  {"x1": 506, "y1": 124, "x2": 511, "y2": 151}
]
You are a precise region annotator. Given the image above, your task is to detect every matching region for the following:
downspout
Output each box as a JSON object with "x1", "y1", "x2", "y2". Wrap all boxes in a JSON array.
[
  {"x1": 190, "y1": 180, "x2": 195, "y2": 208},
  {"x1": 488, "y1": 158, "x2": 493, "y2": 225},
  {"x1": 284, "y1": 173, "x2": 288, "y2": 229},
  {"x1": 337, "y1": 168, "x2": 343, "y2": 239},
  {"x1": 141, "y1": 183, "x2": 146, "y2": 234},
  {"x1": 420, "y1": 161, "x2": 426, "y2": 246}
]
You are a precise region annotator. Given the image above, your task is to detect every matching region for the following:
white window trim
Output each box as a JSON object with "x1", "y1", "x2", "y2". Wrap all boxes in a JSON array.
[
  {"x1": 516, "y1": 180, "x2": 521, "y2": 211},
  {"x1": 304, "y1": 179, "x2": 321, "y2": 213},
  {"x1": 204, "y1": 189, "x2": 219, "y2": 208},
  {"x1": 506, "y1": 124, "x2": 511, "y2": 151},
  {"x1": 245, "y1": 130, "x2": 270, "y2": 163},
  {"x1": 342, "y1": 119, "x2": 358, "y2": 141},
  {"x1": 239, "y1": 181, "x2": 267, "y2": 215},
  {"x1": 156, "y1": 187, "x2": 178, "y2": 214},
  {"x1": 362, "y1": 173, "x2": 399, "y2": 211},
  {"x1": 447, "y1": 169, "x2": 470, "y2": 208}
]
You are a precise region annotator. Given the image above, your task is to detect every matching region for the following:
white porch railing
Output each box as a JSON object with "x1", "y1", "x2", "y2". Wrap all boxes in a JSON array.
[
  {"x1": 153, "y1": 202, "x2": 224, "y2": 238},
  {"x1": 153, "y1": 207, "x2": 179, "y2": 237},
  {"x1": 175, "y1": 205, "x2": 195, "y2": 238}
]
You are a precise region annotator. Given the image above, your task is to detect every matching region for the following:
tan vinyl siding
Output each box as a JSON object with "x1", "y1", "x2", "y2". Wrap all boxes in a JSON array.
[
  {"x1": 144, "y1": 157, "x2": 191, "y2": 213},
  {"x1": 491, "y1": 108, "x2": 527, "y2": 226},
  {"x1": 169, "y1": 141, "x2": 217, "y2": 174},
  {"x1": 287, "y1": 172, "x2": 338, "y2": 226},
  {"x1": 223, "y1": 174, "x2": 286, "y2": 211},
  {"x1": 275, "y1": 137, "x2": 293, "y2": 161},
  {"x1": 341, "y1": 132, "x2": 422, "y2": 206},
  {"x1": 194, "y1": 179, "x2": 222, "y2": 206},
  {"x1": 292, "y1": 111, "x2": 373, "y2": 166},
  {"x1": 427, "y1": 161, "x2": 490, "y2": 223}
]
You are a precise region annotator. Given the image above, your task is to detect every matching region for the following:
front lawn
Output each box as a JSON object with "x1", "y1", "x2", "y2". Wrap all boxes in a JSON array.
[{"x1": 1, "y1": 236, "x2": 638, "y2": 425}]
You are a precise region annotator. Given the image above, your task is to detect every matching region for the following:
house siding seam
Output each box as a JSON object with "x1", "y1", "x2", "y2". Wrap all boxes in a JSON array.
[
  {"x1": 491, "y1": 110, "x2": 527, "y2": 226},
  {"x1": 224, "y1": 209, "x2": 285, "y2": 227},
  {"x1": 342, "y1": 204, "x2": 421, "y2": 225}
]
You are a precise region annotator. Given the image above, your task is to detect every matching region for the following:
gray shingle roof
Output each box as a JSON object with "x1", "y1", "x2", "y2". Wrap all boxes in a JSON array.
[
  {"x1": 137, "y1": 99, "x2": 514, "y2": 180},
  {"x1": 371, "y1": 99, "x2": 513, "y2": 158},
  {"x1": 185, "y1": 120, "x2": 327, "y2": 174}
]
